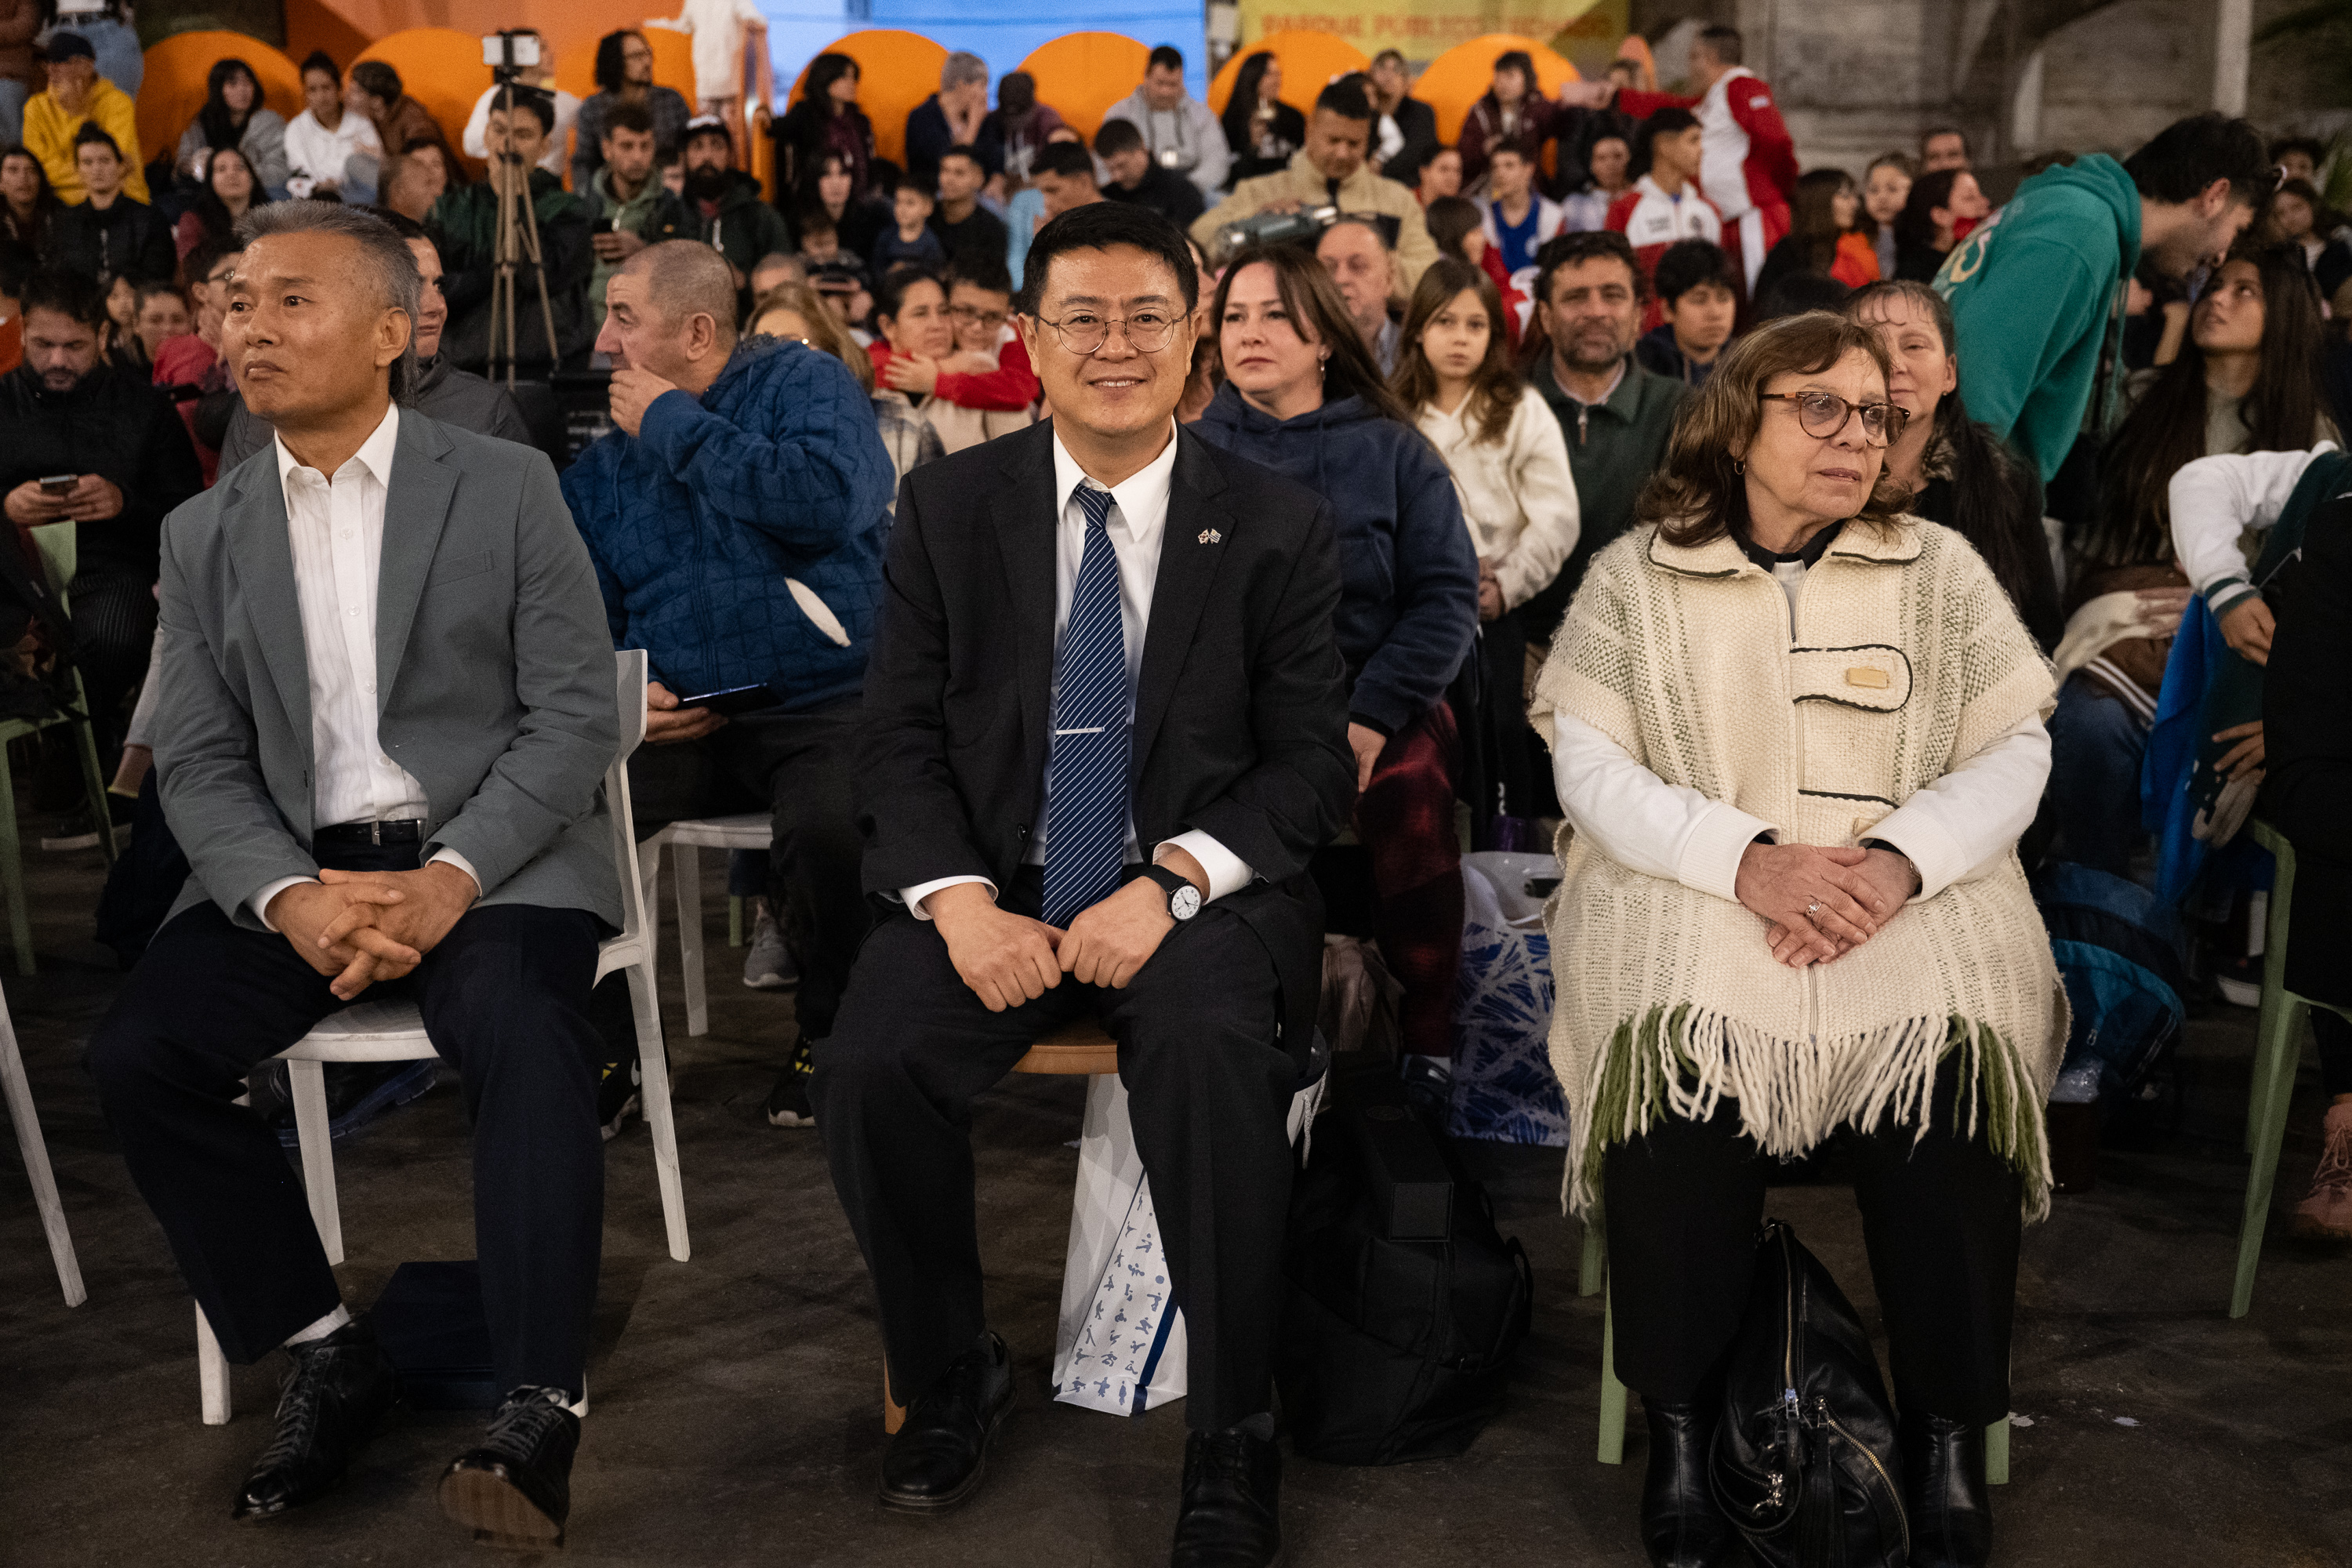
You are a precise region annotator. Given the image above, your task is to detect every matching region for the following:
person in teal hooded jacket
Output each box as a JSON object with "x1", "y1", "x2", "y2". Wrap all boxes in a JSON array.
[{"x1": 1936, "y1": 113, "x2": 2271, "y2": 484}]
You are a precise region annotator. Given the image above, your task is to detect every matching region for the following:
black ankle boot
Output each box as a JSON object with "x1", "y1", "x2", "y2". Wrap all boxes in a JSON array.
[
  {"x1": 1639, "y1": 1398, "x2": 1744, "y2": 1568},
  {"x1": 230, "y1": 1315, "x2": 398, "y2": 1521},
  {"x1": 1900, "y1": 1411, "x2": 1992, "y2": 1567}
]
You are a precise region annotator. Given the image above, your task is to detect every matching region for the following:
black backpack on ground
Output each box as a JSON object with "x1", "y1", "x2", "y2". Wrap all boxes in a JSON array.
[
  {"x1": 1275, "y1": 1059, "x2": 1533, "y2": 1464},
  {"x1": 1711, "y1": 1219, "x2": 1907, "y2": 1566}
]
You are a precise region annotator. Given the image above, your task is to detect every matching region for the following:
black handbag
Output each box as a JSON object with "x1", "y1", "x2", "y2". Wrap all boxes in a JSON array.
[{"x1": 1709, "y1": 1219, "x2": 1909, "y2": 1567}]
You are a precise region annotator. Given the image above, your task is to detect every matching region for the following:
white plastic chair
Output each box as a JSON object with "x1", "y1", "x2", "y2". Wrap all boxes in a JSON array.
[
  {"x1": 195, "y1": 649, "x2": 685, "y2": 1425},
  {"x1": 2, "y1": 978, "x2": 85, "y2": 1307},
  {"x1": 637, "y1": 813, "x2": 773, "y2": 1037}
]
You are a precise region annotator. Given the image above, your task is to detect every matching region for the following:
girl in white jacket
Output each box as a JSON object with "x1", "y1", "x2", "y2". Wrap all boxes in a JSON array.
[{"x1": 1393, "y1": 256, "x2": 1580, "y2": 818}]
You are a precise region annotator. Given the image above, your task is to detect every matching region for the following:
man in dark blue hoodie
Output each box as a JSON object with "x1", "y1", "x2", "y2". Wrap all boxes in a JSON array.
[{"x1": 561, "y1": 240, "x2": 895, "y2": 1125}]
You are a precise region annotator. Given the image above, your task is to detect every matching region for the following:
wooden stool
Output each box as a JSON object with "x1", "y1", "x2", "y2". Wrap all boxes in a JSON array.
[{"x1": 882, "y1": 1018, "x2": 1121, "y2": 1432}]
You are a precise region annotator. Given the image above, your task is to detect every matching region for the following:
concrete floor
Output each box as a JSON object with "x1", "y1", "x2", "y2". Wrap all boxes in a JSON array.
[{"x1": 3, "y1": 837, "x2": 2350, "y2": 1568}]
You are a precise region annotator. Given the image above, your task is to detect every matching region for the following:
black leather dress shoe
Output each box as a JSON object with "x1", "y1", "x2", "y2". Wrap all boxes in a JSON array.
[
  {"x1": 1900, "y1": 1410, "x2": 1993, "y2": 1567},
  {"x1": 439, "y1": 1385, "x2": 582, "y2": 1549},
  {"x1": 230, "y1": 1315, "x2": 399, "y2": 1521},
  {"x1": 1170, "y1": 1425, "x2": 1283, "y2": 1568},
  {"x1": 1639, "y1": 1399, "x2": 1744, "y2": 1568},
  {"x1": 879, "y1": 1331, "x2": 1014, "y2": 1512}
]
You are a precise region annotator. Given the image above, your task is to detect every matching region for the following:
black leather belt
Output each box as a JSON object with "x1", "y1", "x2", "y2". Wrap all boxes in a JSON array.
[{"x1": 314, "y1": 818, "x2": 425, "y2": 848}]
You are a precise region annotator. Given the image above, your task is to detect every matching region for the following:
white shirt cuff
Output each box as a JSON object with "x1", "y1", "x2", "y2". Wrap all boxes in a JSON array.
[
  {"x1": 1156, "y1": 830, "x2": 1254, "y2": 902},
  {"x1": 252, "y1": 876, "x2": 315, "y2": 932},
  {"x1": 897, "y1": 875, "x2": 998, "y2": 920},
  {"x1": 1675, "y1": 801, "x2": 1778, "y2": 904}
]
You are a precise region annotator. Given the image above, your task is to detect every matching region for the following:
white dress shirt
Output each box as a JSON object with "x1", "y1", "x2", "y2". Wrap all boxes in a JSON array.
[
  {"x1": 900, "y1": 424, "x2": 1253, "y2": 920},
  {"x1": 250, "y1": 405, "x2": 477, "y2": 927}
]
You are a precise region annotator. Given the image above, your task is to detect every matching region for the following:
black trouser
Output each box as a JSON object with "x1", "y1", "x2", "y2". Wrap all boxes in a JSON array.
[
  {"x1": 1602, "y1": 1053, "x2": 2022, "y2": 1426},
  {"x1": 67, "y1": 570, "x2": 158, "y2": 764},
  {"x1": 85, "y1": 842, "x2": 608, "y2": 1399},
  {"x1": 624, "y1": 699, "x2": 866, "y2": 1044},
  {"x1": 812, "y1": 868, "x2": 1302, "y2": 1432}
]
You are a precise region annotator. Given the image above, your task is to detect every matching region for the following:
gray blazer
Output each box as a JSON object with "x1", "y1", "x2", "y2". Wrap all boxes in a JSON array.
[{"x1": 153, "y1": 409, "x2": 623, "y2": 932}]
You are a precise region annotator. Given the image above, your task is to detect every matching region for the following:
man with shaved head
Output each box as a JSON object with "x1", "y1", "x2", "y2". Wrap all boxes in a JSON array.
[
  {"x1": 562, "y1": 239, "x2": 895, "y2": 1127},
  {"x1": 84, "y1": 201, "x2": 623, "y2": 1548}
]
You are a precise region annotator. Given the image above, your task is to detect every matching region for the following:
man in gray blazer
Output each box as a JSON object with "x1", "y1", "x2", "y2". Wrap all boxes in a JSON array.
[{"x1": 85, "y1": 202, "x2": 620, "y2": 1551}]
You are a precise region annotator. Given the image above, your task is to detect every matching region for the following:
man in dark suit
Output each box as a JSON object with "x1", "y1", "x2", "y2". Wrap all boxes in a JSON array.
[
  {"x1": 813, "y1": 201, "x2": 1352, "y2": 1568},
  {"x1": 84, "y1": 202, "x2": 621, "y2": 1548}
]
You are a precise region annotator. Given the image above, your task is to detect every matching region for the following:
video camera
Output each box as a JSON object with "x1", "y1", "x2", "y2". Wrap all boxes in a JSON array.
[
  {"x1": 482, "y1": 30, "x2": 542, "y2": 85},
  {"x1": 1209, "y1": 204, "x2": 1338, "y2": 268}
]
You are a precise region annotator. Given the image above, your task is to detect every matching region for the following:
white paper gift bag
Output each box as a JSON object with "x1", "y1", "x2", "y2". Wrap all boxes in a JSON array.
[{"x1": 1051, "y1": 1058, "x2": 1327, "y2": 1417}]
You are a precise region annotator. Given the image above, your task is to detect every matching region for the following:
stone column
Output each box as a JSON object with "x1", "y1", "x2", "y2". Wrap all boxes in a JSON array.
[{"x1": 2212, "y1": 0, "x2": 2252, "y2": 115}]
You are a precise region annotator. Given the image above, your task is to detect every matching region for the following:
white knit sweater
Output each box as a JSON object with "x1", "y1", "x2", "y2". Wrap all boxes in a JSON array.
[
  {"x1": 1531, "y1": 518, "x2": 2068, "y2": 1218},
  {"x1": 1417, "y1": 392, "x2": 1581, "y2": 612}
]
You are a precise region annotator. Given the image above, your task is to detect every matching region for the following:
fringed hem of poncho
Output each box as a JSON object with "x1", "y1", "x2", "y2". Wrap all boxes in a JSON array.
[{"x1": 1563, "y1": 1004, "x2": 2055, "y2": 1224}]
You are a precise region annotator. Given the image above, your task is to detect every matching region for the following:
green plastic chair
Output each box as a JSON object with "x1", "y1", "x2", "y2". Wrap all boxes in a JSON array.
[
  {"x1": 1584, "y1": 1214, "x2": 2009, "y2": 1482},
  {"x1": 0, "y1": 523, "x2": 122, "y2": 975},
  {"x1": 2231, "y1": 821, "x2": 2349, "y2": 1319}
]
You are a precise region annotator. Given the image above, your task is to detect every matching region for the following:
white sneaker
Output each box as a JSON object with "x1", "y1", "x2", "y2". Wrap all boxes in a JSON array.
[{"x1": 743, "y1": 903, "x2": 797, "y2": 990}]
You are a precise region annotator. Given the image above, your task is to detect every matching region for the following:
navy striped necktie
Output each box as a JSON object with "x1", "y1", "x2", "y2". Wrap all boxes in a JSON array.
[{"x1": 1040, "y1": 483, "x2": 1129, "y2": 928}]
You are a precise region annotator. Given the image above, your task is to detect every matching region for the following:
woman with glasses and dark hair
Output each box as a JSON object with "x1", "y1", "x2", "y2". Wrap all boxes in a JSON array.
[
  {"x1": 1532, "y1": 310, "x2": 2062, "y2": 1568},
  {"x1": 773, "y1": 52, "x2": 875, "y2": 203},
  {"x1": 1192, "y1": 243, "x2": 1478, "y2": 1090},
  {"x1": 172, "y1": 57, "x2": 289, "y2": 198},
  {"x1": 1218, "y1": 51, "x2": 1303, "y2": 189}
]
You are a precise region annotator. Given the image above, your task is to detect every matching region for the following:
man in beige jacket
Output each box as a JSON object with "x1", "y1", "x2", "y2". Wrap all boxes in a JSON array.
[{"x1": 1192, "y1": 78, "x2": 1436, "y2": 292}]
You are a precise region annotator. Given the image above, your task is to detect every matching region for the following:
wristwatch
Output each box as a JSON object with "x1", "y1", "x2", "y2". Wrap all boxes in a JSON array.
[{"x1": 1142, "y1": 864, "x2": 1203, "y2": 920}]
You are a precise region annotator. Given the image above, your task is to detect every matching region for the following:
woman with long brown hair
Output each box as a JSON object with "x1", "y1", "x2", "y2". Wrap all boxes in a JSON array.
[
  {"x1": 1751, "y1": 165, "x2": 1876, "y2": 308},
  {"x1": 1395, "y1": 256, "x2": 1577, "y2": 818},
  {"x1": 1534, "y1": 310, "x2": 2060, "y2": 1568},
  {"x1": 1192, "y1": 244, "x2": 1478, "y2": 1089}
]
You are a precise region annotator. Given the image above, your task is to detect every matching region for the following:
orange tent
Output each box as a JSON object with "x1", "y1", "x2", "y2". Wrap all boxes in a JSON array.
[
  {"x1": 786, "y1": 30, "x2": 948, "y2": 168},
  {"x1": 1016, "y1": 33, "x2": 1149, "y2": 143},
  {"x1": 1205, "y1": 31, "x2": 1367, "y2": 120},
  {"x1": 137, "y1": 33, "x2": 305, "y2": 177},
  {"x1": 1414, "y1": 34, "x2": 1581, "y2": 146}
]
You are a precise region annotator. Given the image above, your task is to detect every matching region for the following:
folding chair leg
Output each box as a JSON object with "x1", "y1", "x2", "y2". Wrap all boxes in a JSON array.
[
  {"x1": 2232, "y1": 993, "x2": 2306, "y2": 1318},
  {"x1": 0, "y1": 745, "x2": 34, "y2": 976},
  {"x1": 628, "y1": 958, "x2": 690, "y2": 1262},
  {"x1": 675, "y1": 846, "x2": 707, "y2": 1038},
  {"x1": 68, "y1": 703, "x2": 118, "y2": 868},
  {"x1": 198, "y1": 1303, "x2": 232, "y2": 1425},
  {"x1": 1577, "y1": 1216, "x2": 1604, "y2": 1298},
  {"x1": 1598, "y1": 1285, "x2": 1627, "y2": 1465},
  {"x1": 728, "y1": 895, "x2": 744, "y2": 948},
  {"x1": 1985, "y1": 1416, "x2": 2009, "y2": 1485},
  {"x1": 1, "y1": 1011, "x2": 84, "y2": 1305},
  {"x1": 287, "y1": 1058, "x2": 344, "y2": 1267}
]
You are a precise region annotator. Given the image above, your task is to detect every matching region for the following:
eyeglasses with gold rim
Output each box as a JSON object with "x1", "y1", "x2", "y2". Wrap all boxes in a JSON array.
[{"x1": 1030, "y1": 308, "x2": 1181, "y2": 356}]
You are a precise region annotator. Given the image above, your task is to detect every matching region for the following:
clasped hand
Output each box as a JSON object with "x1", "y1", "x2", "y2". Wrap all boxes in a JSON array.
[
  {"x1": 1733, "y1": 840, "x2": 1915, "y2": 970},
  {"x1": 266, "y1": 862, "x2": 477, "y2": 1000},
  {"x1": 927, "y1": 877, "x2": 1179, "y2": 1012}
]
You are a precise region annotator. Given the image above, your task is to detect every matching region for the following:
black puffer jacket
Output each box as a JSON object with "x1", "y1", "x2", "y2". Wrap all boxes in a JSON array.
[{"x1": 0, "y1": 360, "x2": 204, "y2": 583}]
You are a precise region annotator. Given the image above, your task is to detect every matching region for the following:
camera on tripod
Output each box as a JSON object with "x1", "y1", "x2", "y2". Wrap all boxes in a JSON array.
[{"x1": 482, "y1": 29, "x2": 543, "y2": 86}]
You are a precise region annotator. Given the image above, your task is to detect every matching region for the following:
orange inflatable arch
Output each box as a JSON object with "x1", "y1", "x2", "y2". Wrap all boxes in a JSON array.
[
  {"x1": 787, "y1": 30, "x2": 947, "y2": 169},
  {"x1": 1016, "y1": 33, "x2": 1148, "y2": 143},
  {"x1": 1415, "y1": 34, "x2": 1580, "y2": 147},
  {"x1": 1205, "y1": 31, "x2": 1367, "y2": 120},
  {"x1": 137, "y1": 32, "x2": 304, "y2": 177},
  {"x1": 351, "y1": 27, "x2": 495, "y2": 175}
]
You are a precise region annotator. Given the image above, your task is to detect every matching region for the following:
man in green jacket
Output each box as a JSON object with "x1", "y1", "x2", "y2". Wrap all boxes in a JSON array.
[
  {"x1": 428, "y1": 87, "x2": 595, "y2": 373},
  {"x1": 681, "y1": 115, "x2": 789, "y2": 307},
  {"x1": 1522, "y1": 230, "x2": 1687, "y2": 641},
  {"x1": 587, "y1": 100, "x2": 688, "y2": 331},
  {"x1": 1936, "y1": 113, "x2": 2270, "y2": 485}
]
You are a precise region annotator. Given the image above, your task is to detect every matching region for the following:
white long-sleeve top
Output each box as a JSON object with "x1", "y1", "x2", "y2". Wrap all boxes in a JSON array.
[
  {"x1": 2167, "y1": 442, "x2": 2340, "y2": 616},
  {"x1": 249, "y1": 406, "x2": 478, "y2": 927},
  {"x1": 1417, "y1": 392, "x2": 1581, "y2": 612},
  {"x1": 282, "y1": 106, "x2": 379, "y2": 198}
]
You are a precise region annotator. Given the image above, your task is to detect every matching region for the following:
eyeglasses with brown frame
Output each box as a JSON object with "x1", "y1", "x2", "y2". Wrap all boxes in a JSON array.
[{"x1": 1760, "y1": 390, "x2": 1910, "y2": 447}]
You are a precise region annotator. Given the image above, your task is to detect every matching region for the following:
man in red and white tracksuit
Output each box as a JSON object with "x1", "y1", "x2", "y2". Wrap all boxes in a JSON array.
[
  {"x1": 1605, "y1": 108, "x2": 1722, "y2": 331},
  {"x1": 1612, "y1": 24, "x2": 1798, "y2": 296}
]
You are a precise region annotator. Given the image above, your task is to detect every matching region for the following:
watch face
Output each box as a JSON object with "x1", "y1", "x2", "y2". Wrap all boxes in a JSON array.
[{"x1": 1170, "y1": 884, "x2": 1202, "y2": 920}]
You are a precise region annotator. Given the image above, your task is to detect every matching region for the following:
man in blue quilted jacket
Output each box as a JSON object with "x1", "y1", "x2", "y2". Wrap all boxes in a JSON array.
[{"x1": 562, "y1": 241, "x2": 895, "y2": 1124}]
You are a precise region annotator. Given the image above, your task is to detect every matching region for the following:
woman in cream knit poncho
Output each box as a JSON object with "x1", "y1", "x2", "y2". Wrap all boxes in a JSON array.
[{"x1": 1534, "y1": 312, "x2": 2064, "y2": 1568}]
